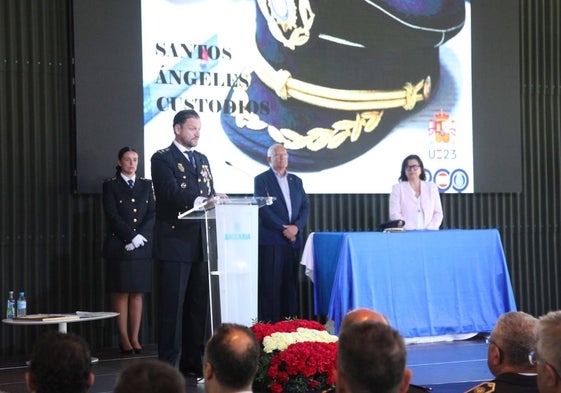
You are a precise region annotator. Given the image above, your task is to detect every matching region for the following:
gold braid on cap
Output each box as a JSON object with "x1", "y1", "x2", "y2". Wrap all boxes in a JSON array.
[
  {"x1": 253, "y1": 46, "x2": 431, "y2": 111},
  {"x1": 228, "y1": 70, "x2": 375, "y2": 152},
  {"x1": 227, "y1": 59, "x2": 432, "y2": 152}
]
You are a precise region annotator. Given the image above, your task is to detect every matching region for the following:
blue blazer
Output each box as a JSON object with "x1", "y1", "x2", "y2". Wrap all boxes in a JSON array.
[{"x1": 254, "y1": 168, "x2": 310, "y2": 249}]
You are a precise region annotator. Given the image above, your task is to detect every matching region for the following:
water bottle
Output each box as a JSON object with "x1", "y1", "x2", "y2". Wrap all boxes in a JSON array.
[
  {"x1": 16, "y1": 292, "x2": 27, "y2": 317},
  {"x1": 6, "y1": 291, "x2": 15, "y2": 318}
]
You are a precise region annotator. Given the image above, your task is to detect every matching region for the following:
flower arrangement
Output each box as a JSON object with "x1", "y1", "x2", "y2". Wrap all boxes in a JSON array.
[{"x1": 251, "y1": 319, "x2": 338, "y2": 393}]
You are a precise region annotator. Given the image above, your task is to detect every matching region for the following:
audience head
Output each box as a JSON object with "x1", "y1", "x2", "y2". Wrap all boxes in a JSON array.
[
  {"x1": 340, "y1": 308, "x2": 390, "y2": 332},
  {"x1": 113, "y1": 359, "x2": 186, "y2": 393},
  {"x1": 337, "y1": 321, "x2": 411, "y2": 393},
  {"x1": 203, "y1": 323, "x2": 260, "y2": 393},
  {"x1": 25, "y1": 331, "x2": 94, "y2": 393},
  {"x1": 487, "y1": 311, "x2": 538, "y2": 375},
  {"x1": 534, "y1": 311, "x2": 561, "y2": 393},
  {"x1": 398, "y1": 154, "x2": 426, "y2": 182}
]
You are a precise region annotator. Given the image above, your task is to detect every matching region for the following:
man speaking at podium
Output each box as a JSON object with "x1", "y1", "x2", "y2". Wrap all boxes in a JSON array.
[
  {"x1": 254, "y1": 144, "x2": 310, "y2": 322},
  {"x1": 151, "y1": 109, "x2": 216, "y2": 379}
]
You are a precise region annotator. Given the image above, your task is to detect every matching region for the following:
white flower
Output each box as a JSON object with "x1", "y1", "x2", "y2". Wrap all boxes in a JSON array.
[{"x1": 262, "y1": 327, "x2": 338, "y2": 353}]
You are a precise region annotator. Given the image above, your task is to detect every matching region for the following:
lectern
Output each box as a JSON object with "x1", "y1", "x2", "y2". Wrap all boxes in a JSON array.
[{"x1": 179, "y1": 196, "x2": 273, "y2": 332}]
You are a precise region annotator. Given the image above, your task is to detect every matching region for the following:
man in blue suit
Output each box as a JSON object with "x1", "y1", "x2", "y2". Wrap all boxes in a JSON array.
[
  {"x1": 151, "y1": 109, "x2": 215, "y2": 379},
  {"x1": 254, "y1": 144, "x2": 310, "y2": 322}
]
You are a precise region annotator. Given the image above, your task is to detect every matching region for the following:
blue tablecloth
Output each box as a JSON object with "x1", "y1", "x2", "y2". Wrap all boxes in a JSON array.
[{"x1": 310, "y1": 229, "x2": 517, "y2": 337}]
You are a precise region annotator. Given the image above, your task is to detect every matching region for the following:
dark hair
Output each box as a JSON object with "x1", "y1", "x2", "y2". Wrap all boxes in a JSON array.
[
  {"x1": 338, "y1": 322, "x2": 406, "y2": 393},
  {"x1": 399, "y1": 154, "x2": 426, "y2": 181},
  {"x1": 29, "y1": 331, "x2": 92, "y2": 393},
  {"x1": 115, "y1": 146, "x2": 137, "y2": 175},
  {"x1": 173, "y1": 109, "x2": 200, "y2": 127},
  {"x1": 204, "y1": 323, "x2": 260, "y2": 390},
  {"x1": 113, "y1": 359, "x2": 186, "y2": 393}
]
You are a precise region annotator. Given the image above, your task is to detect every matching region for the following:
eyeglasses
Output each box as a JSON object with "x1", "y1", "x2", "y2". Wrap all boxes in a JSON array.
[
  {"x1": 485, "y1": 337, "x2": 503, "y2": 354},
  {"x1": 405, "y1": 165, "x2": 420, "y2": 171},
  {"x1": 529, "y1": 350, "x2": 540, "y2": 365},
  {"x1": 529, "y1": 350, "x2": 561, "y2": 378}
]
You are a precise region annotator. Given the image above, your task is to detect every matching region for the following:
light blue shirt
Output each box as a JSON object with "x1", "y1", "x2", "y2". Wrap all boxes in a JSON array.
[{"x1": 273, "y1": 170, "x2": 292, "y2": 222}]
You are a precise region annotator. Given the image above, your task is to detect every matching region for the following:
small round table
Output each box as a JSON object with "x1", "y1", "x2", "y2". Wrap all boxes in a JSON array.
[
  {"x1": 2, "y1": 311, "x2": 119, "y2": 333},
  {"x1": 3, "y1": 312, "x2": 119, "y2": 364}
]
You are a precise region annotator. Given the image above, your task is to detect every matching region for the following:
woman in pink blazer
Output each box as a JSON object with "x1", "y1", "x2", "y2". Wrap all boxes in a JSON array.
[{"x1": 389, "y1": 155, "x2": 443, "y2": 230}]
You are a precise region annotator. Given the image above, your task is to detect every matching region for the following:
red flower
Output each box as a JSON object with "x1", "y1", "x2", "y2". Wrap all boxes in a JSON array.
[
  {"x1": 251, "y1": 320, "x2": 326, "y2": 342},
  {"x1": 252, "y1": 319, "x2": 338, "y2": 393},
  {"x1": 270, "y1": 382, "x2": 284, "y2": 393},
  {"x1": 308, "y1": 380, "x2": 320, "y2": 389}
]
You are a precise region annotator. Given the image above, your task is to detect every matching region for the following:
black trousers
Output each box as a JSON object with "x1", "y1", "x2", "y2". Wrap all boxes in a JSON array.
[
  {"x1": 157, "y1": 259, "x2": 209, "y2": 375},
  {"x1": 258, "y1": 245, "x2": 300, "y2": 323}
]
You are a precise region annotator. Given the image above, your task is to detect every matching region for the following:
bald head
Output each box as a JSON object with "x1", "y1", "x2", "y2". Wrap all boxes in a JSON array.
[
  {"x1": 337, "y1": 321, "x2": 411, "y2": 393},
  {"x1": 340, "y1": 308, "x2": 390, "y2": 333},
  {"x1": 204, "y1": 323, "x2": 260, "y2": 393}
]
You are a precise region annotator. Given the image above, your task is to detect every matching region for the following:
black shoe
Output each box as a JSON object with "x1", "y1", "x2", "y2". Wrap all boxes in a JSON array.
[
  {"x1": 183, "y1": 371, "x2": 203, "y2": 387},
  {"x1": 181, "y1": 367, "x2": 203, "y2": 379},
  {"x1": 119, "y1": 344, "x2": 134, "y2": 355},
  {"x1": 133, "y1": 347, "x2": 142, "y2": 354}
]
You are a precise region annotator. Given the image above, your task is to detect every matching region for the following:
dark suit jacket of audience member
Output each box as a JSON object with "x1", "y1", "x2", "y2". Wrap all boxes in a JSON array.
[
  {"x1": 102, "y1": 176, "x2": 155, "y2": 260},
  {"x1": 464, "y1": 373, "x2": 538, "y2": 393},
  {"x1": 254, "y1": 168, "x2": 309, "y2": 249}
]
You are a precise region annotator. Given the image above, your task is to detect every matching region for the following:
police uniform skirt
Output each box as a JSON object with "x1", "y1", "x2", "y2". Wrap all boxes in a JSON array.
[{"x1": 106, "y1": 258, "x2": 152, "y2": 293}]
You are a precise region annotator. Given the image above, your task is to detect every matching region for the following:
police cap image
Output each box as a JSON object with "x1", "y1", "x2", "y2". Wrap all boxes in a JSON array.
[{"x1": 221, "y1": 0, "x2": 466, "y2": 171}]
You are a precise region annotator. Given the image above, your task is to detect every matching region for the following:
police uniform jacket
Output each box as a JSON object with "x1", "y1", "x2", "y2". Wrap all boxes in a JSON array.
[
  {"x1": 254, "y1": 168, "x2": 310, "y2": 249},
  {"x1": 464, "y1": 372, "x2": 538, "y2": 393},
  {"x1": 102, "y1": 176, "x2": 155, "y2": 260},
  {"x1": 151, "y1": 143, "x2": 215, "y2": 262}
]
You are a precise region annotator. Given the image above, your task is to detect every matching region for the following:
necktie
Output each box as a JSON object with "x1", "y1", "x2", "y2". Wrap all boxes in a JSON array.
[
  {"x1": 127, "y1": 179, "x2": 134, "y2": 188},
  {"x1": 186, "y1": 150, "x2": 196, "y2": 168}
]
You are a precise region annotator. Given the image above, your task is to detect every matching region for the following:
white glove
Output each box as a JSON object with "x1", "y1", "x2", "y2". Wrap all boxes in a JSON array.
[
  {"x1": 194, "y1": 196, "x2": 207, "y2": 211},
  {"x1": 131, "y1": 234, "x2": 147, "y2": 248},
  {"x1": 125, "y1": 243, "x2": 135, "y2": 251}
]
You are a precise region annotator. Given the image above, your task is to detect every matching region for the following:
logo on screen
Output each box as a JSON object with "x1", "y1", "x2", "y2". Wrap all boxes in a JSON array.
[
  {"x1": 432, "y1": 168, "x2": 469, "y2": 193},
  {"x1": 428, "y1": 110, "x2": 456, "y2": 144}
]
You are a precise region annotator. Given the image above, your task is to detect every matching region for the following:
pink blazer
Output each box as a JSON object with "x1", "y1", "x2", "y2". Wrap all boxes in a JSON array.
[{"x1": 389, "y1": 181, "x2": 443, "y2": 230}]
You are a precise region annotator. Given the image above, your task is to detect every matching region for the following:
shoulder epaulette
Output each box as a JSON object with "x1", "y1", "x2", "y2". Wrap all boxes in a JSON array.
[{"x1": 464, "y1": 382, "x2": 495, "y2": 393}]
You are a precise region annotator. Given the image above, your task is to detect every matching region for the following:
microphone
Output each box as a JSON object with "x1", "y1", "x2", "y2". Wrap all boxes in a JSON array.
[
  {"x1": 225, "y1": 161, "x2": 273, "y2": 204},
  {"x1": 224, "y1": 161, "x2": 254, "y2": 179}
]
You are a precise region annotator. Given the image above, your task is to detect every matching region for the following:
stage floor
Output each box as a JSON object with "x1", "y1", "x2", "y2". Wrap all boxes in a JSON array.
[
  {"x1": 408, "y1": 333, "x2": 492, "y2": 392},
  {"x1": 0, "y1": 335, "x2": 492, "y2": 393}
]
